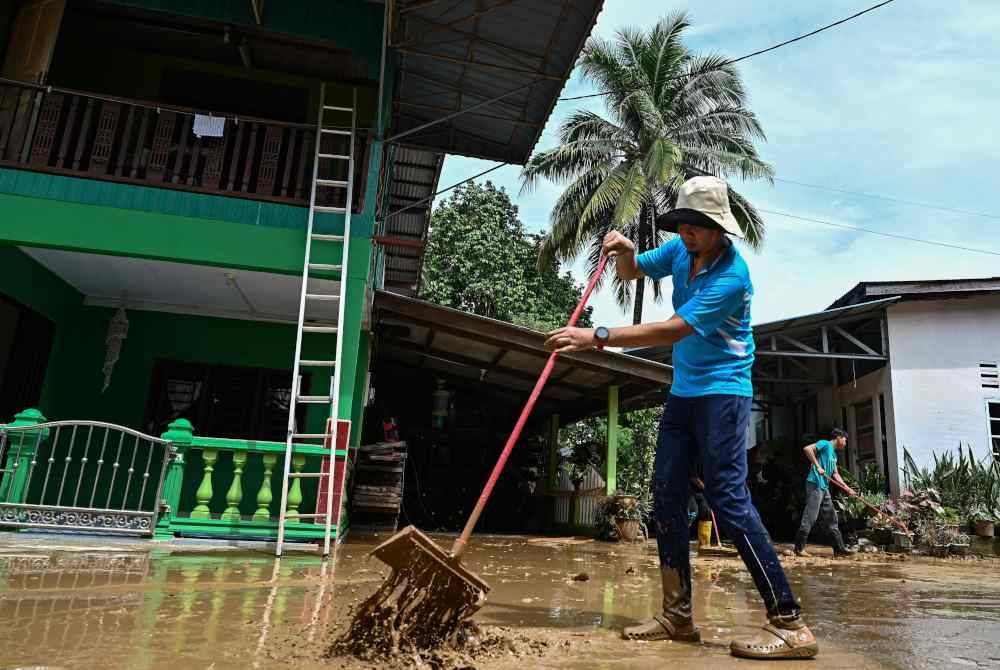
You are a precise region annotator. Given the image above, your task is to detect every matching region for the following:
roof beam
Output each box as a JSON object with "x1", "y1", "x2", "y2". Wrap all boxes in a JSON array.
[
  {"x1": 831, "y1": 324, "x2": 881, "y2": 356},
  {"x1": 395, "y1": 0, "x2": 518, "y2": 50},
  {"x1": 755, "y1": 350, "x2": 886, "y2": 362}
]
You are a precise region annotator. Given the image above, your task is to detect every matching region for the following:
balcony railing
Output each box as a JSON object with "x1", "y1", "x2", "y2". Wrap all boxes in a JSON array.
[
  {"x1": 0, "y1": 78, "x2": 368, "y2": 210},
  {"x1": 0, "y1": 409, "x2": 353, "y2": 543}
]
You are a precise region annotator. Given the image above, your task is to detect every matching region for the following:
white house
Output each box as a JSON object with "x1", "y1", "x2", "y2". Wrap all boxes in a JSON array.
[{"x1": 636, "y1": 277, "x2": 1000, "y2": 496}]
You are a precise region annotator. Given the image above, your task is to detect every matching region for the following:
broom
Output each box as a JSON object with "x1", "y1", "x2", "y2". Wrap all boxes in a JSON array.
[{"x1": 333, "y1": 256, "x2": 610, "y2": 656}]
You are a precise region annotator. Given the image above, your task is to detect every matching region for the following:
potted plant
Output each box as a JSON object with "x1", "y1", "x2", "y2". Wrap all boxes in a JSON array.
[
  {"x1": 949, "y1": 532, "x2": 971, "y2": 556},
  {"x1": 970, "y1": 504, "x2": 997, "y2": 538},
  {"x1": 599, "y1": 492, "x2": 647, "y2": 542},
  {"x1": 917, "y1": 519, "x2": 956, "y2": 558}
]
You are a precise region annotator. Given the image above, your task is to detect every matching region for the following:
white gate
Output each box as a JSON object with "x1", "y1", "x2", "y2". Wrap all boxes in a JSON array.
[{"x1": 0, "y1": 421, "x2": 175, "y2": 536}]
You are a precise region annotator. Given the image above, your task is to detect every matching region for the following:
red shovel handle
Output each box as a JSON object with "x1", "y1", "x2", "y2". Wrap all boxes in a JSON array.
[{"x1": 450, "y1": 256, "x2": 610, "y2": 558}]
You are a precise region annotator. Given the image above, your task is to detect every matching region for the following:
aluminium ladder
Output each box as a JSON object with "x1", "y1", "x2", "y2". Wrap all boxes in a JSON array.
[{"x1": 275, "y1": 84, "x2": 357, "y2": 557}]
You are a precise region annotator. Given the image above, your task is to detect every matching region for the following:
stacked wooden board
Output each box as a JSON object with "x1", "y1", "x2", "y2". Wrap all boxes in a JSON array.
[{"x1": 349, "y1": 441, "x2": 407, "y2": 531}]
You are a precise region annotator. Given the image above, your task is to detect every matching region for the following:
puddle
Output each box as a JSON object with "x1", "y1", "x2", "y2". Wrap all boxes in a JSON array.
[{"x1": 0, "y1": 535, "x2": 998, "y2": 669}]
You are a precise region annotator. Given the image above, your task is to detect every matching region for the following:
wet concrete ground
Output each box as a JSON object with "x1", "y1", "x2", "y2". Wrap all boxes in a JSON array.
[{"x1": 0, "y1": 532, "x2": 998, "y2": 669}]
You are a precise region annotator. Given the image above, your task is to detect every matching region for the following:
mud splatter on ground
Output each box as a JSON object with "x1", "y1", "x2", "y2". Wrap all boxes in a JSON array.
[{"x1": 1, "y1": 534, "x2": 999, "y2": 669}]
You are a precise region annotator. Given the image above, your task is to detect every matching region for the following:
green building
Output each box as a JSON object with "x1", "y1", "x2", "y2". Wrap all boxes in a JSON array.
[{"x1": 0, "y1": 0, "x2": 671, "y2": 547}]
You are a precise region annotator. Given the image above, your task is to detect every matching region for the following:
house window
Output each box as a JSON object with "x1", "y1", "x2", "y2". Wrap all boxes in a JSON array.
[
  {"x1": 143, "y1": 360, "x2": 308, "y2": 441},
  {"x1": 982, "y1": 362, "x2": 999, "y2": 390},
  {"x1": 854, "y1": 400, "x2": 876, "y2": 469},
  {"x1": 989, "y1": 400, "x2": 1000, "y2": 461}
]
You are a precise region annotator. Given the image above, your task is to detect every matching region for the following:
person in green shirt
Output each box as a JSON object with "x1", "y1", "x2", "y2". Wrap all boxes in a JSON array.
[{"x1": 795, "y1": 428, "x2": 857, "y2": 557}]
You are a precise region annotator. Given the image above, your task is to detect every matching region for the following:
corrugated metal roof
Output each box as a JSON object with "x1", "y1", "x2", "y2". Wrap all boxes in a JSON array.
[
  {"x1": 375, "y1": 290, "x2": 671, "y2": 422},
  {"x1": 389, "y1": 0, "x2": 604, "y2": 163},
  {"x1": 380, "y1": 146, "x2": 443, "y2": 295},
  {"x1": 753, "y1": 297, "x2": 900, "y2": 337}
]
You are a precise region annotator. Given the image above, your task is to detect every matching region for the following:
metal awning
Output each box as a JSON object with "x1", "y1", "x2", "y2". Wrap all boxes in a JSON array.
[
  {"x1": 378, "y1": 146, "x2": 444, "y2": 295},
  {"x1": 388, "y1": 0, "x2": 604, "y2": 163},
  {"x1": 374, "y1": 291, "x2": 671, "y2": 422},
  {"x1": 628, "y1": 297, "x2": 898, "y2": 390}
]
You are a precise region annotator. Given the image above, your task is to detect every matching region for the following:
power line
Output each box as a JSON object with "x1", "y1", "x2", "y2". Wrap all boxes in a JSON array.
[
  {"x1": 559, "y1": 0, "x2": 897, "y2": 102},
  {"x1": 771, "y1": 177, "x2": 1000, "y2": 221},
  {"x1": 759, "y1": 208, "x2": 1000, "y2": 257}
]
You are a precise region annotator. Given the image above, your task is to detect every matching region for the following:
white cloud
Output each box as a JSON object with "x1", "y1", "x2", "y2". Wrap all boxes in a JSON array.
[{"x1": 435, "y1": 0, "x2": 1000, "y2": 326}]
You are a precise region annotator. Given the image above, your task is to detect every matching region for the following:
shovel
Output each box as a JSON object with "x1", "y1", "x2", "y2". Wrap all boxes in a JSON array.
[
  {"x1": 822, "y1": 472, "x2": 911, "y2": 535},
  {"x1": 337, "y1": 256, "x2": 610, "y2": 654}
]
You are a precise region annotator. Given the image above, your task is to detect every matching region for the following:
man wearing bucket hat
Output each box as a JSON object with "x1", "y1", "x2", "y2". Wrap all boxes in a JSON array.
[{"x1": 545, "y1": 176, "x2": 817, "y2": 660}]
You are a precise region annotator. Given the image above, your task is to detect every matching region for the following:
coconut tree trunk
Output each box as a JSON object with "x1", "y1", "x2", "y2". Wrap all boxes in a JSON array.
[
  {"x1": 631, "y1": 203, "x2": 653, "y2": 325},
  {"x1": 632, "y1": 277, "x2": 645, "y2": 325}
]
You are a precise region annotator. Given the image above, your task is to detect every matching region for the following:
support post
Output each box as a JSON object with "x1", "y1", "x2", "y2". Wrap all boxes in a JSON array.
[
  {"x1": 156, "y1": 418, "x2": 193, "y2": 539},
  {"x1": 606, "y1": 386, "x2": 619, "y2": 495},
  {"x1": 0, "y1": 409, "x2": 49, "y2": 504},
  {"x1": 546, "y1": 414, "x2": 559, "y2": 492}
]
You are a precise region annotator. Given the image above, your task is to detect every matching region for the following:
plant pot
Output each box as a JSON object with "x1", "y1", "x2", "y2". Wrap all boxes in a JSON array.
[
  {"x1": 868, "y1": 529, "x2": 894, "y2": 547},
  {"x1": 949, "y1": 543, "x2": 969, "y2": 556},
  {"x1": 928, "y1": 545, "x2": 950, "y2": 558},
  {"x1": 974, "y1": 520, "x2": 995, "y2": 538},
  {"x1": 615, "y1": 518, "x2": 642, "y2": 543}
]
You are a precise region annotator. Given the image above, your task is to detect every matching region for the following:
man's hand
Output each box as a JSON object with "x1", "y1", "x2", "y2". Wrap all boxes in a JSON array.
[
  {"x1": 545, "y1": 327, "x2": 596, "y2": 353},
  {"x1": 816, "y1": 467, "x2": 827, "y2": 477},
  {"x1": 602, "y1": 231, "x2": 636, "y2": 257}
]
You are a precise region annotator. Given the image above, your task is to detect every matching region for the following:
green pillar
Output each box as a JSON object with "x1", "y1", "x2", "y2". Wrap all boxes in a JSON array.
[
  {"x1": 221, "y1": 452, "x2": 246, "y2": 521},
  {"x1": 285, "y1": 454, "x2": 306, "y2": 522},
  {"x1": 191, "y1": 449, "x2": 218, "y2": 519},
  {"x1": 0, "y1": 409, "x2": 49, "y2": 504},
  {"x1": 606, "y1": 386, "x2": 619, "y2": 495},
  {"x1": 156, "y1": 419, "x2": 193, "y2": 539},
  {"x1": 254, "y1": 454, "x2": 277, "y2": 521}
]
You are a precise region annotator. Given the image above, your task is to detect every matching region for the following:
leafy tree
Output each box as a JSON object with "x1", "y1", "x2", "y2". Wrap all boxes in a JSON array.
[
  {"x1": 521, "y1": 12, "x2": 772, "y2": 324},
  {"x1": 516, "y1": 233, "x2": 593, "y2": 331},
  {"x1": 420, "y1": 181, "x2": 592, "y2": 329}
]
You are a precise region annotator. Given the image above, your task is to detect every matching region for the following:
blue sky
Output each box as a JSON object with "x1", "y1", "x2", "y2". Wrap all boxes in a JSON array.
[{"x1": 434, "y1": 0, "x2": 1000, "y2": 326}]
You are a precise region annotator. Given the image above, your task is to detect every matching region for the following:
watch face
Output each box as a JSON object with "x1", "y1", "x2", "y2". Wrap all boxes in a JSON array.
[{"x1": 595, "y1": 326, "x2": 610, "y2": 341}]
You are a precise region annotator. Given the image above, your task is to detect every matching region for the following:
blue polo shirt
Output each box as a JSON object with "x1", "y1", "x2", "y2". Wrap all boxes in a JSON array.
[{"x1": 636, "y1": 237, "x2": 754, "y2": 397}]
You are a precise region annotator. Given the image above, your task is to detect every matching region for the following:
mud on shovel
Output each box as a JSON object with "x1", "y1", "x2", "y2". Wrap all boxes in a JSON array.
[
  {"x1": 338, "y1": 256, "x2": 610, "y2": 654},
  {"x1": 822, "y1": 472, "x2": 911, "y2": 536}
]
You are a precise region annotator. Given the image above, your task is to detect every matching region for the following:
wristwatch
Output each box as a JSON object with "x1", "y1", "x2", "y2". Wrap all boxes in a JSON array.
[{"x1": 594, "y1": 326, "x2": 610, "y2": 350}]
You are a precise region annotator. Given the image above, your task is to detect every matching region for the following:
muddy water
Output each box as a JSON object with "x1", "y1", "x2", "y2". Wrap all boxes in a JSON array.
[{"x1": 0, "y1": 534, "x2": 998, "y2": 669}]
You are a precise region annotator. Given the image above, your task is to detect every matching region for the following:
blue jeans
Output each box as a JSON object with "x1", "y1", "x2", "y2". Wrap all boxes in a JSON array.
[{"x1": 653, "y1": 394, "x2": 800, "y2": 618}]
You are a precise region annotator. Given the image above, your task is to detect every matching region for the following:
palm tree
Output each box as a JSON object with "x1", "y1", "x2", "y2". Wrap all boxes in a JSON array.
[{"x1": 521, "y1": 12, "x2": 773, "y2": 324}]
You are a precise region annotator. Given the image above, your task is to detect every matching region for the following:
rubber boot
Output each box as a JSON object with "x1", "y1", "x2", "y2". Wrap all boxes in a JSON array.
[
  {"x1": 793, "y1": 531, "x2": 810, "y2": 557},
  {"x1": 697, "y1": 520, "x2": 712, "y2": 549},
  {"x1": 730, "y1": 614, "x2": 818, "y2": 659},
  {"x1": 831, "y1": 528, "x2": 856, "y2": 556},
  {"x1": 622, "y1": 567, "x2": 701, "y2": 642}
]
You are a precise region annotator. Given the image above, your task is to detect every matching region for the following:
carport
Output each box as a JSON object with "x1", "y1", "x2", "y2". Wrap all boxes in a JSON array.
[{"x1": 368, "y1": 290, "x2": 671, "y2": 533}]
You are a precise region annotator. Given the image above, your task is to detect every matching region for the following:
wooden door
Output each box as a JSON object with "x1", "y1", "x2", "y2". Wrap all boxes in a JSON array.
[
  {"x1": 0, "y1": 0, "x2": 65, "y2": 162},
  {"x1": 2, "y1": 0, "x2": 66, "y2": 84}
]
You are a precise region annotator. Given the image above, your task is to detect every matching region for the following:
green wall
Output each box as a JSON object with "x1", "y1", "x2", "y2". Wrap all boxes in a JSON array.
[{"x1": 0, "y1": 245, "x2": 84, "y2": 414}]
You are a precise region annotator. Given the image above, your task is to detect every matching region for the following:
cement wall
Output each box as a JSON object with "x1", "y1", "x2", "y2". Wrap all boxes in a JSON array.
[{"x1": 886, "y1": 296, "x2": 1000, "y2": 468}]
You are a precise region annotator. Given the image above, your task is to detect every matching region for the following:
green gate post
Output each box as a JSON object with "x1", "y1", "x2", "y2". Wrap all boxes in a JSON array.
[
  {"x1": 156, "y1": 419, "x2": 193, "y2": 539},
  {"x1": 606, "y1": 386, "x2": 619, "y2": 495},
  {"x1": 0, "y1": 409, "x2": 50, "y2": 505}
]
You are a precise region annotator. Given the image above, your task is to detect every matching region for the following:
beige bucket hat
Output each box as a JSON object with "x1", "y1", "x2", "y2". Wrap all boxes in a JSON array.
[{"x1": 656, "y1": 175, "x2": 744, "y2": 239}]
